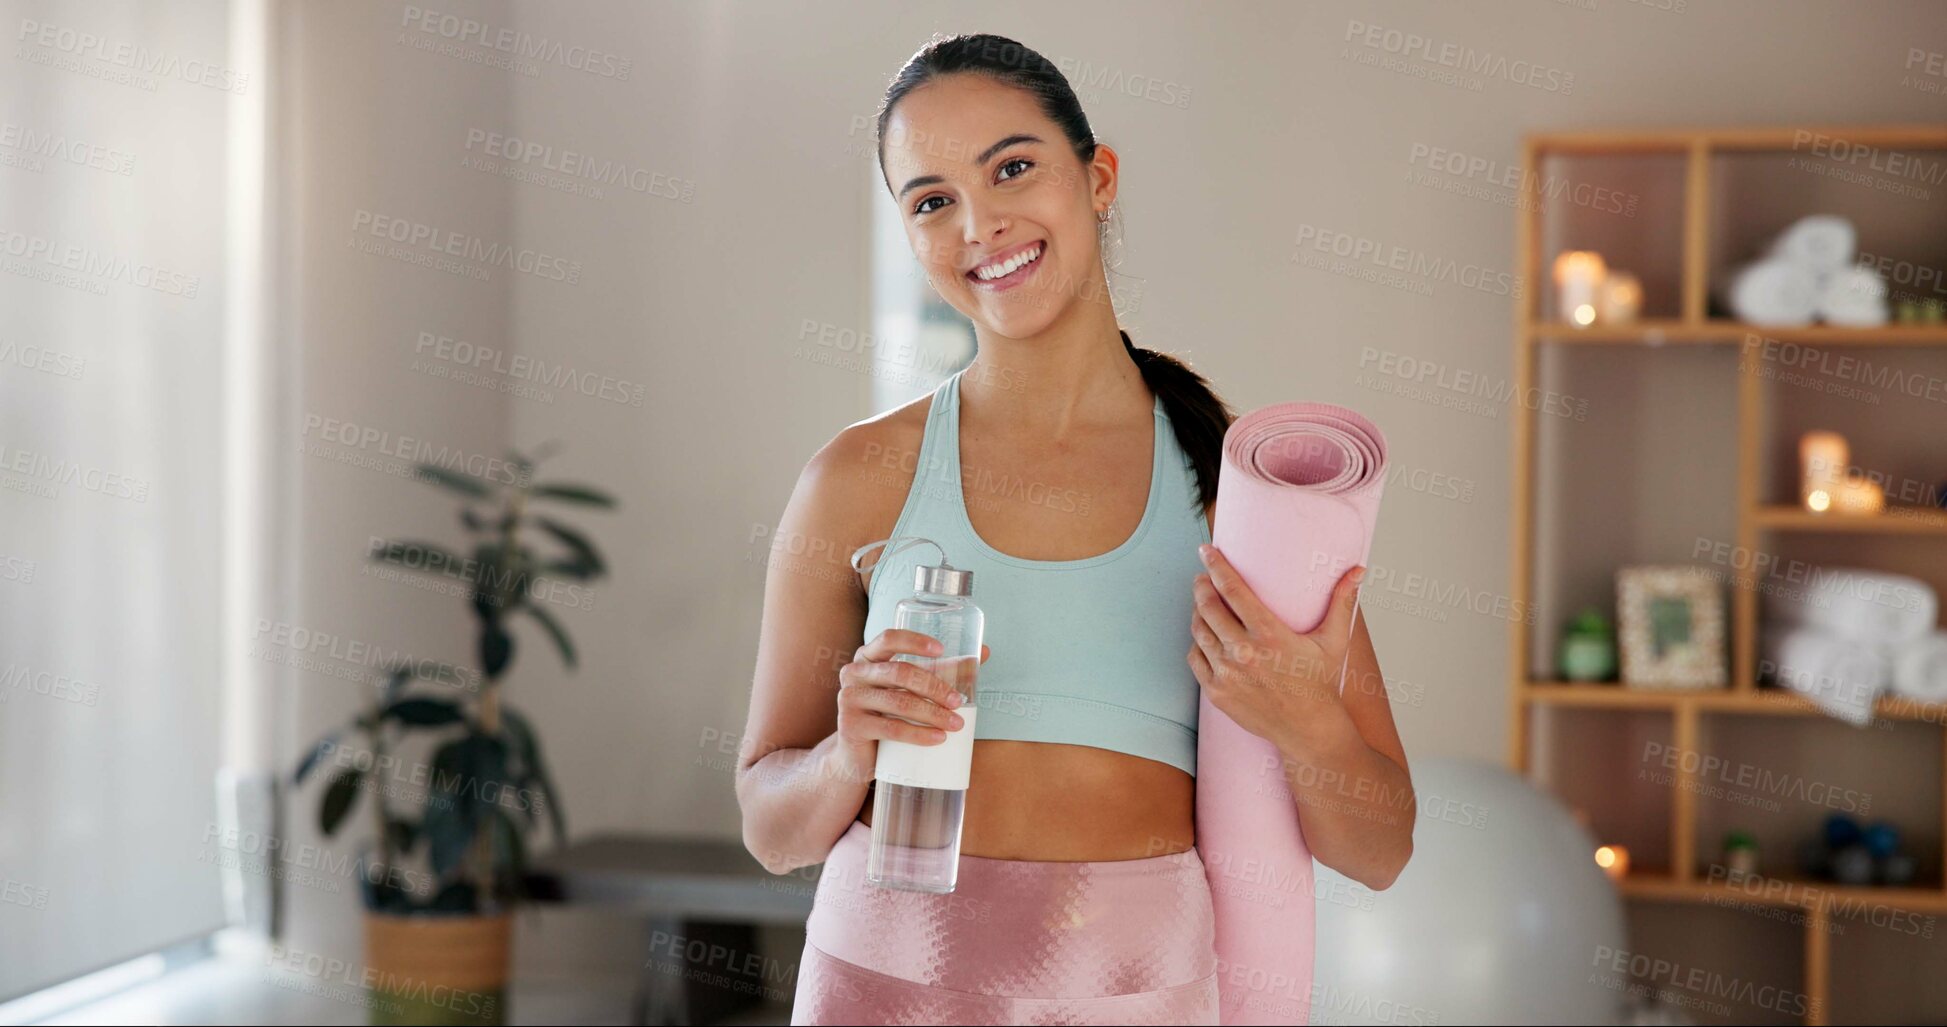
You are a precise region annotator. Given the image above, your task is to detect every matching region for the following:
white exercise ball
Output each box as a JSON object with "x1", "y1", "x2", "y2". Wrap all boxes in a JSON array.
[{"x1": 1311, "y1": 757, "x2": 1628, "y2": 1026}]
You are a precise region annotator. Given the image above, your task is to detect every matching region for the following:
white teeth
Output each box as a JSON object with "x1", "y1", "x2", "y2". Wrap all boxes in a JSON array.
[{"x1": 974, "y1": 244, "x2": 1041, "y2": 281}]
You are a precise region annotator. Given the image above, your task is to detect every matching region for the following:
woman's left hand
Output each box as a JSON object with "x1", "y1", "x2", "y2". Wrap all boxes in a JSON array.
[{"x1": 1188, "y1": 543, "x2": 1365, "y2": 755}]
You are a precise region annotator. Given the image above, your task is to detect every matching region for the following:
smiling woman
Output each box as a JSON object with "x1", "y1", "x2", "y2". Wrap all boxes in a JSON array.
[{"x1": 736, "y1": 30, "x2": 1409, "y2": 1027}]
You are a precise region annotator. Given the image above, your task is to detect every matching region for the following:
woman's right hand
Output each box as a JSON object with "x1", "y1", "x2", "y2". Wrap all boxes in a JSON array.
[{"x1": 835, "y1": 629, "x2": 987, "y2": 774}]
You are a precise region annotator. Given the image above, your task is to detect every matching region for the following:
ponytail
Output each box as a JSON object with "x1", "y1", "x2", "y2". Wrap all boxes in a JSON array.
[{"x1": 1121, "y1": 330, "x2": 1232, "y2": 512}]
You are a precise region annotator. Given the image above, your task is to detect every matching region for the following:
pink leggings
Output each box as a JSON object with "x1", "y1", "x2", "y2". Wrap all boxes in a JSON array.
[{"x1": 790, "y1": 820, "x2": 1219, "y2": 1025}]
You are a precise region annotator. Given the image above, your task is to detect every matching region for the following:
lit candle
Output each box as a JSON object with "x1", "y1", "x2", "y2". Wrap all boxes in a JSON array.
[
  {"x1": 1595, "y1": 844, "x2": 1630, "y2": 880},
  {"x1": 1831, "y1": 474, "x2": 1885, "y2": 515},
  {"x1": 1553, "y1": 251, "x2": 1607, "y2": 327},
  {"x1": 1600, "y1": 272, "x2": 1642, "y2": 324},
  {"x1": 1800, "y1": 431, "x2": 1848, "y2": 510}
]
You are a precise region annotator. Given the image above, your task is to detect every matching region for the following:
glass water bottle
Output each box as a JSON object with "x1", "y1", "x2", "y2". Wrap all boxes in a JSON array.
[{"x1": 866, "y1": 558, "x2": 984, "y2": 893}]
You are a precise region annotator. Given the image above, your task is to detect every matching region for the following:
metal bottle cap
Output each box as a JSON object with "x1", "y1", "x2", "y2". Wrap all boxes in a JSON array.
[{"x1": 915, "y1": 563, "x2": 973, "y2": 597}]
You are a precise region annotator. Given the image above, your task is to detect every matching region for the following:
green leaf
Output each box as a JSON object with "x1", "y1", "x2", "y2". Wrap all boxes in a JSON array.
[
  {"x1": 538, "y1": 558, "x2": 597, "y2": 581},
  {"x1": 428, "y1": 880, "x2": 478, "y2": 913},
  {"x1": 536, "y1": 516, "x2": 605, "y2": 576},
  {"x1": 382, "y1": 697, "x2": 464, "y2": 727},
  {"x1": 423, "y1": 747, "x2": 474, "y2": 877},
  {"x1": 378, "y1": 665, "x2": 413, "y2": 704},
  {"x1": 524, "y1": 605, "x2": 576, "y2": 670},
  {"x1": 502, "y1": 708, "x2": 566, "y2": 845},
  {"x1": 366, "y1": 869, "x2": 417, "y2": 915},
  {"x1": 469, "y1": 541, "x2": 527, "y2": 615},
  {"x1": 413, "y1": 464, "x2": 493, "y2": 498},
  {"x1": 384, "y1": 660, "x2": 478, "y2": 696},
  {"x1": 294, "y1": 731, "x2": 342, "y2": 785},
  {"x1": 480, "y1": 622, "x2": 514, "y2": 679},
  {"x1": 528, "y1": 483, "x2": 616, "y2": 508},
  {"x1": 386, "y1": 818, "x2": 420, "y2": 856},
  {"x1": 321, "y1": 768, "x2": 364, "y2": 835},
  {"x1": 490, "y1": 808, "x2": 528, "y2": 902},
  {"x1": 368, "y1": 540, "x2": 469, "y2": 576}
]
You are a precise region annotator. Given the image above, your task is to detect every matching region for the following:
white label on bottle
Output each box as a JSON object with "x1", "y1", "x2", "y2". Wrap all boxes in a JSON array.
[{"x1": 874, "y1": 707, "x2": 976, "y2": 791}]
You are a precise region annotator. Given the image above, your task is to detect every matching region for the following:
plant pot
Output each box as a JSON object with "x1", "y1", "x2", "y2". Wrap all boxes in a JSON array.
[{"x1": 363, "y1": 911, "x2": 510, "y2": 1026}]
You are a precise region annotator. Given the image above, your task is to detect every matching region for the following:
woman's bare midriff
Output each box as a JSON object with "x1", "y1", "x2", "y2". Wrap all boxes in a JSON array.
[{"x1": 857, "y1": 739, "x2": 1196, "y2": 861}]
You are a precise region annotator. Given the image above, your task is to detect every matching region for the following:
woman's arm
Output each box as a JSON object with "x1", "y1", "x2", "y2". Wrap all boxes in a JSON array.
[
  {"x1": 1188, "y1": 545, "x2": 1415, "y2": 891},
  {"x1": 736, "y1": 430, "x2": 881, "y2": 874},
  {"x1": 736, "y1": 422, "x2": 973, "y2": 875}
]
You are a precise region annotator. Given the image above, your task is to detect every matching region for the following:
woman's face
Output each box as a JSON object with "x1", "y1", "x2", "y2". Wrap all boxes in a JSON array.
[{"x1": 880, "y1": 73, "x2": 1116, "y2": 340}]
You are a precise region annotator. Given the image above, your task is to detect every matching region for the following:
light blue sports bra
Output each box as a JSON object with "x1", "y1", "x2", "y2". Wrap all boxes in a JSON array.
[{"x1": 860, "y1": 368, "x2": 1212, "y2": 776}]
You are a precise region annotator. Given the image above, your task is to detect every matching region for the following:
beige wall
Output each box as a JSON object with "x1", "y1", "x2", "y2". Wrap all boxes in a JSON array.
[{"x1": 276, "y1": 0, "x2": 1947, "y2": 1002}]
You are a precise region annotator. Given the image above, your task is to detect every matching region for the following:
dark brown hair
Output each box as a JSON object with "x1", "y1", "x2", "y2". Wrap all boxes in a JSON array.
[{"x1": 875, "y1": 32, "x2": 1234, "y2": 512}]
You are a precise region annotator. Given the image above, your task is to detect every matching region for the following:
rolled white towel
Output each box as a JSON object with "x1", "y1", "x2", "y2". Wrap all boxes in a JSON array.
[
  {"x1": 1769, "y1": 214, "x2": 1857, "y2": 272},
  {"x1": 1892, "y1": 632, "x2": 1947, "y2": 704},
  {"x1": 1728, "y1": 259, "x2": 1820, "y2": 326},
  {"x1": 1763, "y1": 567, "x2": 1939, "y2": 647},
  {"x1": 1761, "y1": 625, "x2": 1888, "y2": 726},
  {"x1": 1816, "y1": 266, "x2": 1889, "y2": 327}
]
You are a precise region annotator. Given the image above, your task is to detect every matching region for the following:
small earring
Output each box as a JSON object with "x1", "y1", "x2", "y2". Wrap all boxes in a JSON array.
[{"x1": 1096, "y1": 206, "x2": 1111, "y2": 224}]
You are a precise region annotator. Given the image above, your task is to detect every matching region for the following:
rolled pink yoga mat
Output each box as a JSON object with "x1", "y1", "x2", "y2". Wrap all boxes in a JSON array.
[{"x1": 1196, "y1": 401, "x2": 1388, "y2": 1025}]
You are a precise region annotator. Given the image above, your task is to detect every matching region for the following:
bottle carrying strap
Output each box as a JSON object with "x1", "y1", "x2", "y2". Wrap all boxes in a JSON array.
[{"x1": 849, "y1": 535, "x2": 947, "y2": 578}]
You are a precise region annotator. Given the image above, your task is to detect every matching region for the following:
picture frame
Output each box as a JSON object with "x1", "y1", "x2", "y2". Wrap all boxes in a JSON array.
[{"x1": 1616, "y1": 565, "x2": 1728, "y2": 689}]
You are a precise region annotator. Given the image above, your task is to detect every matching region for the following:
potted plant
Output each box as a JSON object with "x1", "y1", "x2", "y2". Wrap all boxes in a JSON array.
[{"x1": 292, "y1": 445, "x2": 614, "y2": 1025}]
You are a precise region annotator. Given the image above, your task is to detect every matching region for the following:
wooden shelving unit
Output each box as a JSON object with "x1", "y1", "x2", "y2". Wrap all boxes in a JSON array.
[{"x1": 1508, "y1": 125, "x2": 1947, "y2": 1026}]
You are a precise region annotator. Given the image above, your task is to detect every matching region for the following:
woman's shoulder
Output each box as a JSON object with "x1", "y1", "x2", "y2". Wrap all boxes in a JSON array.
[
  {"x1": 803, "y1": 389, "x2": 933, "y2": 489},
  {"x1": 784, "y1": 389, "x2": 938, "y2": 576}
]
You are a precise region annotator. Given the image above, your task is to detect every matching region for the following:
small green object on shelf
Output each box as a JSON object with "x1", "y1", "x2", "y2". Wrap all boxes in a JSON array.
[
  {"x1": 1723, "y1": 829, "x2": 1759, "y2": 879},
  {"x1": 1559, "y1": 607, "x2": 1617, "y2": 682}
]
